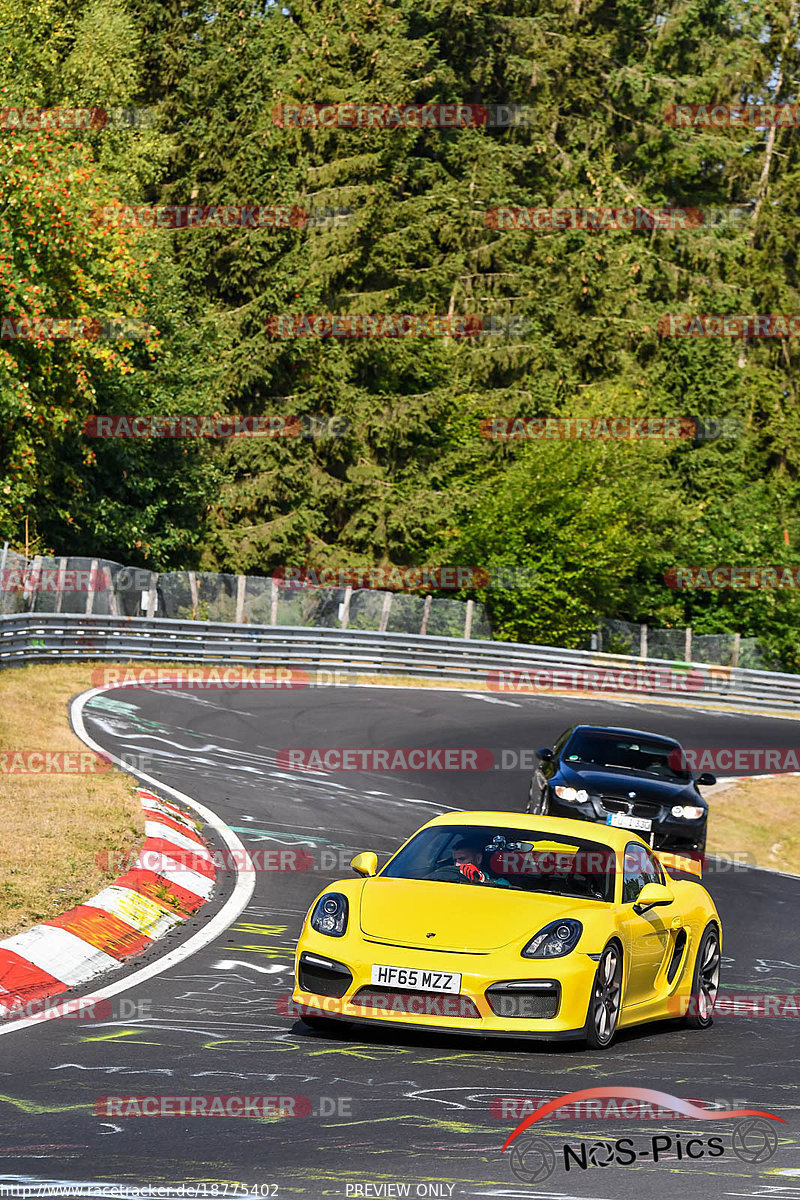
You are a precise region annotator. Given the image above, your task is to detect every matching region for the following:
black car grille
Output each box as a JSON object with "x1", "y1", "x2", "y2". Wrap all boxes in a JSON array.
[
  {"x1": 485, "y1": 982, "x2": 560, "y2": 1020},
  {"x1": 297, "y1": 954, "x2": 352, "y2": 998},
  {"x1": 601, "y1": 796, "x2": 662, "y2": 819},
  {"x1": 351, "y1": 987, "x2": 481, "y2": 1019}
]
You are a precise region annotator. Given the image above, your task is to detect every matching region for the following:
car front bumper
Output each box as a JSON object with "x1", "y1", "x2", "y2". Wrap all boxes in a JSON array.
[
  {"x1": 546, "y1": 794, "x2": 707, "y2": 851},
  {"x1": 291, "y1": 931, "x2": 598, "y2": 1039}
]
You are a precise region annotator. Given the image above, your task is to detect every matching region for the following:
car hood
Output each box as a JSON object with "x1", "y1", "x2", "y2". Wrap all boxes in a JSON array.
[
  {"x1": 561, "y1": 766, "x2": 701, "y2": 804},
  {"x1": 359, "y1": 877, "x2": 597, "y2": 952}
]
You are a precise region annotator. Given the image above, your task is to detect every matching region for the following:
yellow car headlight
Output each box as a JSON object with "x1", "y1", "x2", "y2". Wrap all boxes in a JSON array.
[
  {"x1": 522, "y1": 918, "x2": 583, "y2": 958},
  {"x1": 310, "y1": 892, "x2": 349, "y2": 937}
]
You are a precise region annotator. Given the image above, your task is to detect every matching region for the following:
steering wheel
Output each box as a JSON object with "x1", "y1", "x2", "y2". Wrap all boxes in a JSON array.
[{"x1": 427, "y1": 864, "x2": 463, "y2": 882}]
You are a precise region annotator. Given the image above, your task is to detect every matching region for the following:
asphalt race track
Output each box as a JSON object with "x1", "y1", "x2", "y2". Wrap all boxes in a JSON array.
[{"x1": 3, "y1": 684, "x2": 800, "y2": 1199}]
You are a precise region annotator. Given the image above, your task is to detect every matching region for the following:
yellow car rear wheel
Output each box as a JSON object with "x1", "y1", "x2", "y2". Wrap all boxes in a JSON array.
[{"x1": 684, "y1": 923, "x2": 721, "y2": 1029}]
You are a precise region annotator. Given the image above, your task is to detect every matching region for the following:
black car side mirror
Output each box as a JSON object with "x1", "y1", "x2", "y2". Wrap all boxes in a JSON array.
[
  {"x1": 537, "y1": 747, "x2": 554, "y2": 761},
  {"x1": 696, "y1": 772, "x2": 716, "y2": 786}
]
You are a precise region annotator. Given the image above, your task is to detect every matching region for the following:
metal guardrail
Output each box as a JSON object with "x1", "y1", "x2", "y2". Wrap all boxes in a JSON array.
[{"x1": 1, "y1": 612, "x2": 799, "y2": 712}]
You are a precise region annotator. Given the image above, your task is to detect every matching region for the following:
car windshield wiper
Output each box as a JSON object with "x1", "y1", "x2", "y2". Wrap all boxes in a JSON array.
[{"x1": 543, "y1": 889, "x2": 607, "y2": 901}]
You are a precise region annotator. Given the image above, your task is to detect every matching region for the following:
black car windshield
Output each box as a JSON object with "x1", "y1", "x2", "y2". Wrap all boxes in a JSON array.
[
  {"x1": 380, "y1": 825, "x2": 616, "y2": 901},
  {"x1": 563, "y1": 731, "x2": 692, "y2": 782}
]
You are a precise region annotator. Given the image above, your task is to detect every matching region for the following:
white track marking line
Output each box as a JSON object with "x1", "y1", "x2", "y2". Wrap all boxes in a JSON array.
[{"x1": 0, "y1": 684, "x2": 255, "y2": 1039}]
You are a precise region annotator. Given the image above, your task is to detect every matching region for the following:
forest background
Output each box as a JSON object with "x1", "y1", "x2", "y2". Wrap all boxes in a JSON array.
[{"x1": 2, "y1": 0, "x2": 800, "y2": 663}]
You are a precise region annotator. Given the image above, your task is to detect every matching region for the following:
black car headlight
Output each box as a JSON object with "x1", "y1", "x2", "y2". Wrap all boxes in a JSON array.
[
  {"x1": 553, "y1": 786, "x2": 589, "y2": 804},
  {"x1": 522, "y1": 918, "x2": 582, "y2": 959},
  {"x1": 671, "y1": 805, "x2": 705, "y2": 820},
  {"x1": 310, "y1": 892, "x2": 349, "y2": 937}
]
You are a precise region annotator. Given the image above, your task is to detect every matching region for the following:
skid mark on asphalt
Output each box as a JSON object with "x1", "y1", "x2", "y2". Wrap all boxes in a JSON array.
[
  {"x1": 0, "y1": 1094, "x2": 87, "y2": 1115},
  {"x1": 76, "y1": 1029, "x2": 163, "y2": 1044},
  {"x1": 210, "y1": 959, "x2": 286, "y2": 974}
]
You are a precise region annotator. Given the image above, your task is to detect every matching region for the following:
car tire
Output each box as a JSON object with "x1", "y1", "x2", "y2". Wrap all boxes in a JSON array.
[
  {"x1": 527, "y1": 784, "x2": 548, "y2": 816},
  {"x1": 683, "y1": 923, "x2": 720, "y2": 1029},
  {"x1": 584, "y1": 942, "x2": 623, "y2": 1049}
]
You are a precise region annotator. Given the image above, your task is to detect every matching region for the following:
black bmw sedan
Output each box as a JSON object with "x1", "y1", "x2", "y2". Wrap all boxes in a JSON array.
[{"x1": 526, "y1": 724, "x2": 716, "y2": 851}]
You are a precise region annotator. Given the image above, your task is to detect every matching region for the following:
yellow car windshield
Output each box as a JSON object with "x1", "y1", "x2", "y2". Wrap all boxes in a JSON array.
[{"x1": 381, "y1": 826, "x2": 616, "y2": 901}]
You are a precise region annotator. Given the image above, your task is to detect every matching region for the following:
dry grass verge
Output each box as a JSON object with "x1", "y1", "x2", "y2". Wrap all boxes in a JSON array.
[
  {"x1": 0, "y1": 665, "x2": 145, "y2": 938},
  {"x1": 707, "y1": 775, "x2": 800, "y2": 875}
]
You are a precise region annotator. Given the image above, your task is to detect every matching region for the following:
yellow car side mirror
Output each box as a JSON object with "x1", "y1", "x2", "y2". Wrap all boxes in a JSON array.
[
  {"x1": 633, "y1": 882, "x2": 675, "y2": 915},
  {"x1": 351, "y1": 851, "x2": 378, "y2": 878}
]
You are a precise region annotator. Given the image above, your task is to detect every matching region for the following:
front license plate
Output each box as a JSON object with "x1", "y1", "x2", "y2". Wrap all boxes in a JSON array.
[
  {"x1": 606, "y1": 813, "x2": 653, "y2": 832},
  {"x1": 370, "y1": 965, "x2": 461, "y2": 993}
]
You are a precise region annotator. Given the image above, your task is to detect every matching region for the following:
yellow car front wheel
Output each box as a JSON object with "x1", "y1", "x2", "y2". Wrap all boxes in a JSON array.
[{"x1": 584, "y1": 942, "x2": 623, "y2": 1049}]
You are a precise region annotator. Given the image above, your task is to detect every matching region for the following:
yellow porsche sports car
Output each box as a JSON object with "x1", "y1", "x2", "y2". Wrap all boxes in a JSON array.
[{"x1": 291, "y1": 812, "x2": 721, "y2": 1047}]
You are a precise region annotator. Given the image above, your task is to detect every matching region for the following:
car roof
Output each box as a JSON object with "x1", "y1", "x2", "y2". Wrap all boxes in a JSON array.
[
  {"x1": 420, "y1": 810, "x2": 641, "y2": 851},
  {"x1": 568, "y1": 724, "x2": 681, "y2": 745}
]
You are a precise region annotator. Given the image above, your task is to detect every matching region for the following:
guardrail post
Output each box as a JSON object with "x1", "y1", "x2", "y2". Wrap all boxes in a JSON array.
[
  {"x1": 379, "y1": 590, "x2": 392, "y2": 633},
  {"x1": 464, "y1": 599, "x2": 474, "y2": 640},
  {"x1": 340, "y1": 586, "x2": 352, "y2": 629},
  {"x1": 0, "y1": 541, "x2": 8, "y2": 615},
  {"x1": 685, "y1": 626, "x2": 692, "y2": 662},
  {"x1": 640, "y1": 623, "x2": 648, "y2": 658},
  {"x1": 270, "y1": 575, "x2": 278, "y2": 625},
  {"x1": 189, "y1": 571, "x2": 198, "y2": 620},
  {"x1": 109, "y1": 576, "x2": 119, "y2": 617},
  {"x1": 420, "y1": 593, "x2": 432, "y2": 635},
  {"x1": 732, "y1": 631, "x2": 740, "y2": 669},
  {"x1": 24, "y1": 555, "x2": 41, "y2": 611},
  {"x1": 235, "y1": 574, "x2": 246, "y2": 623},
  {"x1": 54, "y1": 557, "x2": 67, "y2": 614},
  {"x1": 146, "y1": 572, "x2": 158, "y2": 618},
  {"x1": 85, "y1": 559, "x2": 99, "y2": 615}
]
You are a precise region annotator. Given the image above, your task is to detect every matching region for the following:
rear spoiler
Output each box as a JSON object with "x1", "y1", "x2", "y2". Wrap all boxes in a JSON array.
[{"x1": 654, "y1": 850, "x2": 704, "y2": 880}]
